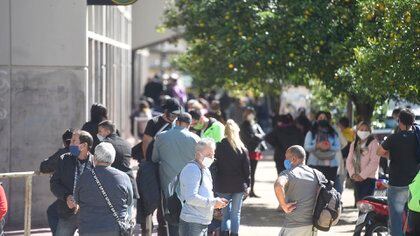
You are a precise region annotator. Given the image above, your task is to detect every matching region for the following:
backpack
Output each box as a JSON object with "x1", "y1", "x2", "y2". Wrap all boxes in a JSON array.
[
  {"x1": 312, "y1": 169, "x2": 342, "y2": 231},
  {"x1": 165, "y1": 161, "x2": 203, "y2": 224}
]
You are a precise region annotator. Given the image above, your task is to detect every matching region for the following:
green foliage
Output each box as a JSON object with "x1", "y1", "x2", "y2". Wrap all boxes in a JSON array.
[
  {"x1": 308, "y1": 80, "x2": 348, "y2": 119},
  {"x1": 165, "y1": 0, "x2": 420, "y2": 115}
]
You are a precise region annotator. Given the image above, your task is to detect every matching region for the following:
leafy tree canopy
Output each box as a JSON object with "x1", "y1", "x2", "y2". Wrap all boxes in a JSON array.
[{"x1": 165, "y1": 0, "x2": 419, "y2": 120}]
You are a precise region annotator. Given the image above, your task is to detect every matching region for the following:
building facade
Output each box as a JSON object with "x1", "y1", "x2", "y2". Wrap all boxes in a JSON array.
[{"x1": 0, "y1": 0, "x2": 132, "y2": 227}]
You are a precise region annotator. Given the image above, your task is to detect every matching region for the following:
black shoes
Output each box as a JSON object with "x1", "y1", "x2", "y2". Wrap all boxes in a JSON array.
[{"x1": 249, "y1": 191, "x2": 260, "y2": 198}]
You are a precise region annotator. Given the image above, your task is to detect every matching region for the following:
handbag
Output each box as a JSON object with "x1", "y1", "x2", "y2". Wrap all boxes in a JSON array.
[{"x1": 91, "y1": 169, "x2": 134, "y2": 236}]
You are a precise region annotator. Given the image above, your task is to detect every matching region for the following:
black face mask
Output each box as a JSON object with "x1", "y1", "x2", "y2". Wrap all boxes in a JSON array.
[{"x1": 318, "y1": 120, "x2": 330, "y2": 128}]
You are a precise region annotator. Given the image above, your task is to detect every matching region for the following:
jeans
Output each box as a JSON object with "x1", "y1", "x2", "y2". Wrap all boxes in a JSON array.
[
  {"x1": 218, "y1": 192, "x2": 244, "y2": 234},
  {"x1": 388, "y1": 185, "x2": 409, "y2": 236},
  {"x1": 0, "y1": 217, "x2": 5, "y2": 236},
  {"x1": 333, "y1": 175, "x2": 343, "y2": 194},
  {"x1": 47, "y1": 200, "x2": 59, "y2": 235},
  {"x1": 354, "y1": 178, "x2": 376, "y2": 202},
  {"x1": 55, "y1": 214, "x2": 78, "y2": 236},
  {"x1": 179, "y1": 219, "x2": 208, "y2": 236}
]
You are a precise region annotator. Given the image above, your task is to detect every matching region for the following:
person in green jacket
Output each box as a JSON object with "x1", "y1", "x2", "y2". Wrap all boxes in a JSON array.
[
  {"x1": 190, "y1": 109, "x2": 225, "y2": 143},
  {"x1": 408, "y1": 170, "x2": 420, "y2": 235}
]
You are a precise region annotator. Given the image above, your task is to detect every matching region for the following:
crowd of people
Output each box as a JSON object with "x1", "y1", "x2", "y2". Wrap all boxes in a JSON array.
[
  {"x1": 0, "y1": 77, "x2": 419, "y2": 236},
  {"x1": 29, "y1": 91, "x2": 261, "y2": 236},
  {"x1": 32, "y1": 93, "x2": 420, "y2": 236}
]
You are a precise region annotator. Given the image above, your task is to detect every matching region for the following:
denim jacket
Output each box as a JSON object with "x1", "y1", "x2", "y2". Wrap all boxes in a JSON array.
[{"x1": 304, "y1": 131, "x2": 341, "y2": 167}]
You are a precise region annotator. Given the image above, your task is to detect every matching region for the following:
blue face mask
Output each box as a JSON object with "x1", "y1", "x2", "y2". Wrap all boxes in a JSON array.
[
  {"x1": 284, "y1": 159, "x2": 293, "y2": 170},
  {"x1": 69, "y1": 145, "x2": 81, "y2": 156}
]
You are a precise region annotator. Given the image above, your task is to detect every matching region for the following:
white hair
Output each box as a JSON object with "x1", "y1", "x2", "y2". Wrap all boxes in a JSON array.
[
  {"x1": 94, "y1": 142, "x2": 116, "y2": 164},
  {"x1": 195, "y1": 138, "x2": 216, "y2": 153}
]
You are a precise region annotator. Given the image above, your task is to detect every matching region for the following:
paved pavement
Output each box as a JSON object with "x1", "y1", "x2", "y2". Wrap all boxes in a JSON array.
[{"x1": 5, "y1": 155, "x2": 359, "y2": 236}]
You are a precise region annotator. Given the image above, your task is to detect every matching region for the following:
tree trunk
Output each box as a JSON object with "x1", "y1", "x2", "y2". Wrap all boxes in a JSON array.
[{"x1": 350, "y1": 95, "x2": 375, "y2": 123}]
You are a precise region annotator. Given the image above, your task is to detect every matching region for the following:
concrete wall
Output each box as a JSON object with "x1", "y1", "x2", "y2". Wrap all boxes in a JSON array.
[
  {"x1": 0, "y1": 0, "x2": 87, "y2": 227},
  {"x1": 132, "y1": 0, "x2": 176, "y2": 49}
]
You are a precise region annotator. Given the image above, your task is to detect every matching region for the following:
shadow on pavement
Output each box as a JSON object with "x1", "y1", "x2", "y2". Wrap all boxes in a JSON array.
[{"x1": 241, "y1": 203, "x2": 284, "y2": 227}]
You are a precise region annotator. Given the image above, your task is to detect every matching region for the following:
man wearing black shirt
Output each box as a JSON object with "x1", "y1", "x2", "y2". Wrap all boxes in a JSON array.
[
  {"x1": 135, "y1": 98, "x2": 181, "y2": 236},
  {"x1": 97, "y1": 120, "x2": 140, "y2": 200},
  {"x1": 377, "y1": 108, "x2": 419, "y2": 236}
]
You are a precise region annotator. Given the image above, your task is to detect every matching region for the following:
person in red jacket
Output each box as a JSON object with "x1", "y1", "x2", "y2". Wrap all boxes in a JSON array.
[{"x1": 0, "y1": 182, "x2": 8, "y2": 236}]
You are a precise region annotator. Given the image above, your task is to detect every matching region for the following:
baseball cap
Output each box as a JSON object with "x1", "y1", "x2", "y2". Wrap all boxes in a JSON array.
[{"x1": 162, "y1": 98, "x2": 181, "y2": 113}]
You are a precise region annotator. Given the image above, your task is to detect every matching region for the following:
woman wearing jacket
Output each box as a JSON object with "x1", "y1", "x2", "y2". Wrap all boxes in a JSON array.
[
  {"x1": 240, "y1": 107, "x2": 266, "y2": 197},
  {"x1": 304, "y1": 112, "x2": 341, "y2": 182},
  {"x1": 346, "y1": 122, "x2": 380, "y2": 202},
  {"x1": 215, "y1": 119, "x2": 251, "y2": 236}
]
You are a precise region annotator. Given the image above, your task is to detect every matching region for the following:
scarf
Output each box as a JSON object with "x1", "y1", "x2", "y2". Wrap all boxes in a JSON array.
[{"x1": 353, "y1": 141, "x2": 368, "y2": 174}]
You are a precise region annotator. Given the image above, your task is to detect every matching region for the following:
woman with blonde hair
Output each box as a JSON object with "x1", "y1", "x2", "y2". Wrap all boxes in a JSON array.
[{"x1": 214, "y1": 119, "x2": 251, "y2": 236}]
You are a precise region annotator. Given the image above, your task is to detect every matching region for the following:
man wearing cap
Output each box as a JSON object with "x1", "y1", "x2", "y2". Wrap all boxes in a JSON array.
[
  {"x1": 135, "y1": 98, "x2": 181, "y2": 236},
  {"x1": 141, "y1": 98, "x2": 181, "y2": 159},
  {"x1": 152, "y1": 112, "x2": 200, "y2": 235}
]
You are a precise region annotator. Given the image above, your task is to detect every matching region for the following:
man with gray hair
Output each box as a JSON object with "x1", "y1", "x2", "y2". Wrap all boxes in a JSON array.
[
  {"x1": 274, "y1": 145, "x2": 326, "y2": 236},
  {"x1": 75, "y1": 142, "x2": 133, "y2": 236},
  {"x1": 178, "y1": 138, "x2": 228, "y2": 236}
]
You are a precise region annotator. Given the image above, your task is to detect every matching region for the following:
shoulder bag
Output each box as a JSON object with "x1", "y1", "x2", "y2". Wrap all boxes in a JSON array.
[{"x1": 91, "y1": 169, "x2": 134, "y2": 236}]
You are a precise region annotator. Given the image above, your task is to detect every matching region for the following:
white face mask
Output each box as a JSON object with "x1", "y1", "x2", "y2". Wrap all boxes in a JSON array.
[
  {"x1": 202, "y1": 157, "x2": 214, "y2": 168},
  {"x1": 357, "y1": 130, "x2": 370, "y2": 140},
  {"x1": 97, "y1": 134, "x2": 105, "y2": 142}
]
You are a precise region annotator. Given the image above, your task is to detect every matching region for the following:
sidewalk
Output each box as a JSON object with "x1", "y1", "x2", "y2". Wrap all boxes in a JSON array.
[
  {"x1": 239, "y1": 159, "x2": 358, "y2": 236},
  {"x1": 5, "y1": 156, "x2": 359, "y2": 236}
]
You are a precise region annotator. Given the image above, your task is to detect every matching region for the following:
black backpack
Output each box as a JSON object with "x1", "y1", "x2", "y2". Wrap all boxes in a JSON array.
[
  {"x1": 165, "y1": 162, "x2": 203, "y2": 224},
  {"x1": 312, "y1": 169, "x2": 342, "y2": 231}
]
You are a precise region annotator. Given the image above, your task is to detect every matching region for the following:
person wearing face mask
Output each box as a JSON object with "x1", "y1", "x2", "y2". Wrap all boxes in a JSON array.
[
  {"x1": 377, "y1": 108, "x2": 419, "y2": 236},
  {"x1": 304, "y1": 112, "x2": 341, "y2": 183},
  {"x1": 274, "y1": 145, "x2": 326, "y2": 236},
  {"x1": 133, "y1": 98, "x2": 181, "y2": 236},
  {"x1": 346, "y1": 122, "x2": 380, "y2": 203},
  {"x1": 179, "y1": 138, "x2": 229, "y2": 236},
  {"x1": 214, "y1": 120, "x2": 251, "y2": 236},
  {"x1": 240, "y1": 107, "x2": 266, "y2": 197},
  {"x1": 50, "y1": 130, "x2": 94, "y2": 236},
  {"x1": 97, "y1": 120, "x2": 139, "y2": 216},
  {"x1": 190, "y1": 109, "x2": 225, "y2": 143},
  {"x1": 151, "y1": 112, "x2": 200, "y2": 235}
]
